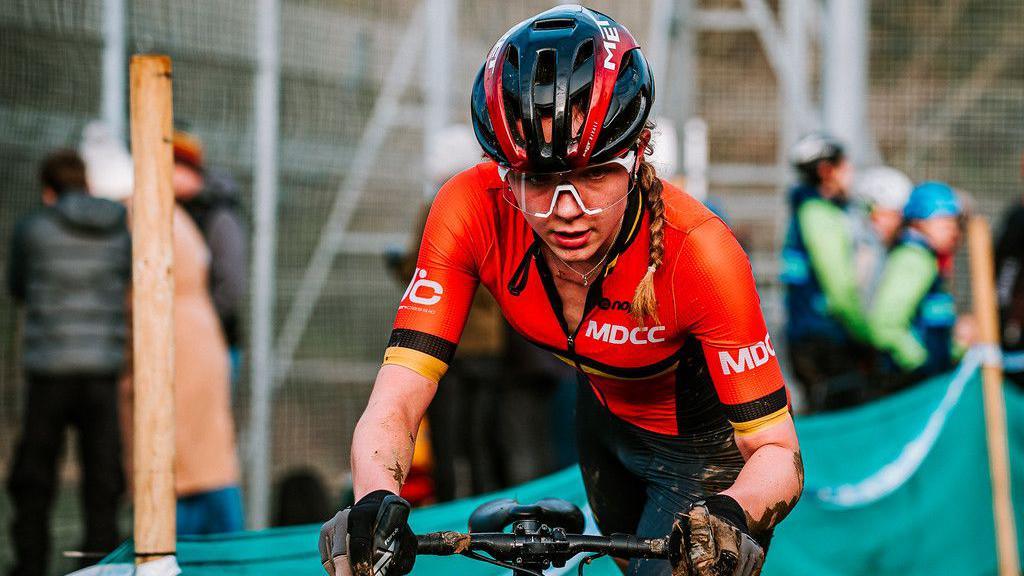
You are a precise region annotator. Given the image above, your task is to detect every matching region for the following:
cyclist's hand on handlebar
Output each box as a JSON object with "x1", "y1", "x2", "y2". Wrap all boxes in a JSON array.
[
  {"x1": 671, "y1": 495, "x2": 764, "y2": 576},
  {"x1": 319, "y1": 508, "x2": 354, "y2": 576},
  {"x1": 319, "y1": 491, "x2": 417, "y2": 576}
]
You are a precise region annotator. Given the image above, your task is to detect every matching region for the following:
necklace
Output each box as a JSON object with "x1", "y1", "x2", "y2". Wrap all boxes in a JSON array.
[
  {"x1": 548, "y1": 243, "x2": 613, "y2": 286},
  {"x1": 545, "y1": 218, "x2": 625, "y2": 287}
]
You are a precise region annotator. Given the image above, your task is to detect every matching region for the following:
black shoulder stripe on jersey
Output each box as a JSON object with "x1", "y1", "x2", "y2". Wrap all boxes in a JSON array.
[
  {"x1": 521, "y1": 333, "x2": 681, "y2": 379},
  {"x1": 722, "y1": 386, "x2": 789, "y2": 423},
  {"x1": 387, "y1": 329, "x2": 456, "y2": 365}
]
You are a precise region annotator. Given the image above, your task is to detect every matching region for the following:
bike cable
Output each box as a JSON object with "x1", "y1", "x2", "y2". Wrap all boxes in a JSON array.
[
  {"x1": 461, "y1": 550, "x2": 546, "y2": 576},
  {"x1": 577, "y1": 552, "x2": 606, "y2": 576}
]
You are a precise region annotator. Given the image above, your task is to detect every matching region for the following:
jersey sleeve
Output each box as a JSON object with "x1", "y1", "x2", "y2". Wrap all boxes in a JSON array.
[
  {"x1": 674, "y1": 217, "x2": 789, "y2": 436},
  {"x1": 383, "y1": 170, "x2": 486, "y2": 383}
]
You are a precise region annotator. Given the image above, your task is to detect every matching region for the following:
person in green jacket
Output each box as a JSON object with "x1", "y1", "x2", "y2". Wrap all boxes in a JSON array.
[
  {"x1": 870, "y1": 181, "x2": 963, "y2": 390},
  {"x1": 781, "y1": 133, "x2": 873, "y2": 411}
]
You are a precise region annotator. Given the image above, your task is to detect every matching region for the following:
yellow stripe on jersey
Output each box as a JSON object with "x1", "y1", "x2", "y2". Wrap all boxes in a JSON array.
[
  {"x1": 730, "y1": 406, "x2": 790, "y2": 437},
  {"x1": 383, "y1": 346, "x2": 449, "y2": 383}
]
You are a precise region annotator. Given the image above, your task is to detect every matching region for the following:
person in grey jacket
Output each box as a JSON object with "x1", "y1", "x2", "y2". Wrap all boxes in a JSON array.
[{"x1": 6, "y1": 150, "x2": 131, "y2": 576}]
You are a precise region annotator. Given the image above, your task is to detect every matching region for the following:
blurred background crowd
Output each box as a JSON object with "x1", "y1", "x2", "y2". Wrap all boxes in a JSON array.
[{"x1": 1, "y1": 1, "x2": 1023, "y2": 574}]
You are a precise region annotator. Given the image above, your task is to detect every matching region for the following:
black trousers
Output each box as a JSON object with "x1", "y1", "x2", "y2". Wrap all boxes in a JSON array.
[
  {"x1": 6, "y1": 375, "x2": 125, "y2": 576},
  {"x1": 430, "y1": 357, "x2": 555, "y2": 500},
  {"x1": 788, "y1": 338, "x2": 875, "y2": 413}
]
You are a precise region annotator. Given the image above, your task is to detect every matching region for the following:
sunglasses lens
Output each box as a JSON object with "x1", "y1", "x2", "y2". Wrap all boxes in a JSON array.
[{"x1": 505, "y1": 158, "x2": 632, "y2": 216}]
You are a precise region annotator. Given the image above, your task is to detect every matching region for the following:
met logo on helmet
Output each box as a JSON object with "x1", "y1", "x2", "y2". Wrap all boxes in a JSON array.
[
  {"x1": 402, "y1": 268, "x2": 444, "y2": 306},
  {"x1": 718, "y1": 333, "x2": 776, "y2": 375},
  {"x1": 585, "y1": 321, "x2": 665, "y2": 345},
  {"x1": 596, "y1": 19, "x2": 620, "y2": 70}
]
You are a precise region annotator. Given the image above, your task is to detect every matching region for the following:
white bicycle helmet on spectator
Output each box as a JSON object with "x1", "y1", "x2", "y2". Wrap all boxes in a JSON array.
[
  {"x1": 852, "y1": 166, "x2": 913, "y2": 212},
  {"x1": 646, "y1": 117, "x2": 678, "y2": 180}
]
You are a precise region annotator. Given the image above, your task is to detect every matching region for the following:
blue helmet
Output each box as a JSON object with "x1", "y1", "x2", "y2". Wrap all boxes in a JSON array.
[{"x1": 903, "y1": 181, "x2": 961, "y2": 221}]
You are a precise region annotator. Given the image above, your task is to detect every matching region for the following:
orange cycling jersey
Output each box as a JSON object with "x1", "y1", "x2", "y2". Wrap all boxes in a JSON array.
[{"x1": 385, "y1": 162, "x2": 788, "y2": 437}]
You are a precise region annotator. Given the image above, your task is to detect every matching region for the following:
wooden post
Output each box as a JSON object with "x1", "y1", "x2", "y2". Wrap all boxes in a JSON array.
[
  {"x1": 130, "y1": 54, "x2": 176, "y2": 564},
  {"x1": 967, "y1": 215, "x2": 1020, "y2": 575}
]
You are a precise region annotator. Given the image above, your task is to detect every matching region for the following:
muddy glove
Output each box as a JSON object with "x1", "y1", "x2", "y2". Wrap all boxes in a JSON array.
[
  {"x1": 670, "y1": 495, "x2": 764, "y2": 576},
  {"x1": 319, "y1": 491, "x2": 417, "y2": 576}
]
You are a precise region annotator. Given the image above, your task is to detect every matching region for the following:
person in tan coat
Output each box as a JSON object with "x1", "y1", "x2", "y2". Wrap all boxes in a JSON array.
[
  {"x1": 169, "y1": 131, "x2": 243, "y2": 533},
  {"x1": 121, "y1": 132, "x2": 243, "y2": 535}
]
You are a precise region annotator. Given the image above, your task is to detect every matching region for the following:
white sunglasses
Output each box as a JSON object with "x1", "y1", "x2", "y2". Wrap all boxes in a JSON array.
[{"x1": 497, "y1": 149, "x2": 638, "y2": 218}]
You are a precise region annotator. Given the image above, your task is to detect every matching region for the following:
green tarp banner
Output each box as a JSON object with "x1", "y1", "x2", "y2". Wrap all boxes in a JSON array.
[{"x1": 100, "y1": 357, "x2": 1024, "y2": 575}]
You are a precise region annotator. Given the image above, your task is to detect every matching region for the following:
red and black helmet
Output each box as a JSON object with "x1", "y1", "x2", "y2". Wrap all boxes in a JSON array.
[{"x1": 471, "y1": 4, "x2": 655, "y2": 173}]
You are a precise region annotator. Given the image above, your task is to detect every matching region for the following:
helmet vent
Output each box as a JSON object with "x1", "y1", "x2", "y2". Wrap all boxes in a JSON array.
[
  {"x1": 574, "y1": 39, "x2": 593, "y2": 69},
  {"x1": 532, "y1": 18, "x2": 575, "y2": 31}
]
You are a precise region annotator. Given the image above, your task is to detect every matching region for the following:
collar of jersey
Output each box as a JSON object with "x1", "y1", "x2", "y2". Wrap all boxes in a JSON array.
[
  {"x1": 600, "y1": 185, "x2": 646, "y2": 278},
  {"x1": 506, "y1": 183, "x2": 645, "y2": 296}
]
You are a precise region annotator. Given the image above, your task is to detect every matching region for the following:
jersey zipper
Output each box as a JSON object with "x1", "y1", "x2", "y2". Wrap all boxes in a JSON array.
[{"x1": 535, "y1": 252, "x2": 610, "y2": 406}]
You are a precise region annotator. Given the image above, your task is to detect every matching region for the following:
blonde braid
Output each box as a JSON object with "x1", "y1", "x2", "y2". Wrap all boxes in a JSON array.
[{"x1": 631, "y1": 161, "x2": 665, "y2": 326}]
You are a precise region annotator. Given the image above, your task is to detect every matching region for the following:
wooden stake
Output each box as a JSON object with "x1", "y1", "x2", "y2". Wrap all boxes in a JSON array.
[
  {"x1": 967, "y1": 215, "x2": 1020, "y2": 575},
  {"x1": 130, "y1": 54, "x2": 176, "y2": 563}
]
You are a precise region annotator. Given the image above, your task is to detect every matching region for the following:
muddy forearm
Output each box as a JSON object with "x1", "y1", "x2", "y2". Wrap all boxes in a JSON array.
[
  {"x1": 350, "y1": 407, "x2": 417, "y2": 499},
  {"x1": 350, "y1": 364, "x2": 436, "y2": 500},
  {"x1": 720, "y1": 443, "x2": 804, "y2": 538}
]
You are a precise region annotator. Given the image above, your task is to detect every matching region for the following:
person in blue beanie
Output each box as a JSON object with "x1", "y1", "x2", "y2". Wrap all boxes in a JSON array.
[{"x1": 869, "y1": 181, "x2": 965, "y2": 389}]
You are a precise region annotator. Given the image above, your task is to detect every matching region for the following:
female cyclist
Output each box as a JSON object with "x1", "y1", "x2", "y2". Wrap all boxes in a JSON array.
[{"x1": 320, "y1": 5, "x2": 802, "y2": 576}]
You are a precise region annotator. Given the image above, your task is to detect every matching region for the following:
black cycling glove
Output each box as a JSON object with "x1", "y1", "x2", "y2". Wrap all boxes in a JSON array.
[
  {"x1": 671, "y1": 494, "x2": 764, "y2": 576},
  {"x1": 320, "y1": 490, "x2": 417, "y2": 576}
]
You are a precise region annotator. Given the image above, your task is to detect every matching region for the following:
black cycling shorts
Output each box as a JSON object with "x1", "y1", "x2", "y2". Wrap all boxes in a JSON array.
[{"x1": 576, "y1": 380, "x2": 745, "y2": 576}]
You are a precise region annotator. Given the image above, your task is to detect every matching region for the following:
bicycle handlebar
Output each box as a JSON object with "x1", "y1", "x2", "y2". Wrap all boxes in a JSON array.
[{"x1": 416, "y1": 530, "x2": 669, "y2": 561}]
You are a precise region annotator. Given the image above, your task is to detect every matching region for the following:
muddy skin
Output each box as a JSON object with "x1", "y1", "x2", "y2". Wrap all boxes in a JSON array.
[
  {"x1": 745, "y1": 450, "x2": 803, "y2": 539},
  {"x1": 749, "y1": 494, "x2": 799, "y2": 538},
  {"x1": 408, "y1": 433, "x2": 416, "y2": 446},
  {"x1": 386, "y1": 460, "x2": 406, "y2": 485}
]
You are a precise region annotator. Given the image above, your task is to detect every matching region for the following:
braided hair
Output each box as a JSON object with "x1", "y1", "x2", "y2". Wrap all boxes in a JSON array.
[{"x1": 630, "y1": 159, "x2": 665, "y2": 326}]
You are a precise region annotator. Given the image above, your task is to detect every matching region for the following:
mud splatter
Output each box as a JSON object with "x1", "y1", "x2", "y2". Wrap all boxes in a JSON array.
[
  {"x1": 793, "y1": 451, "x2": 805, "y2": 490},
  {"x1": 386, "y1": 460, "x2": 405, "y2": 485},
  {"x1": 440, "y1": 531, "x2": 472, "y2": 554},
  {"x1": 749, "y1": 494, "x2": 799, "y2": 538},
  {"x1": 408, "y1": 433, "x2": 416, "y2": 445},
  {"x1": 699, "y1": 461, "x2": 742, "y2": 495},
  {"x1": 351, "y1": 561, "x2": 372, "y2": 576}
]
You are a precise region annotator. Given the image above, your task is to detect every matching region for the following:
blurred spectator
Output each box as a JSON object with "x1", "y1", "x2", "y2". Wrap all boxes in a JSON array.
[
  {"x1": 120, "y1": 136, "x2": 244, "y2": 535},
  {"x1": 80, "y1": 120, "x2": 134, "y2": 202},
  {"x1": 272, "y1": 467, "x2": 330, "y2": 527},
  {"x1": 502, "y1": 329, "x2": 565, "y2": 480},
  {"x1": 649, "y1": 117, "x2": 730, "y2": 224},
  {"x1": 6, "y1": 150, "x2": 130, "y2": 576},
  {"x1": 173, "y1": 131, "x2": 248, "y2": 384},
  {"x1": 870, "y1": 182, "x2": 964, "y2": 390},
  {"x1": 168, "y1": 136, "x2": 245, "y2": 534},
  {"x1": 849, "y1": 166, "x2": 914, "y2": 307},
  {"x1": 995, "y1": 152, "x2": 1024, "y2": 385},
  {"x1": 781, "y1": 133, "x2": 873, "y2": 412}
]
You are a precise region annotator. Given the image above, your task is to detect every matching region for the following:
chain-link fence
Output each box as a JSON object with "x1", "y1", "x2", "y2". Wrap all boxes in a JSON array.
[{"x1": 1, "y1": 0, "x2": 1023, "y2": 572}]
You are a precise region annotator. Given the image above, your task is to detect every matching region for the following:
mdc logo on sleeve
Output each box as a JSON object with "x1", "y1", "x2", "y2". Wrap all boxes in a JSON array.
[
  {"x1": 402, "y1": 268, "x2": 444, "y2": 306},
  {"x1": 718, "y1": 333, "x2": 776, "y2": 375}
]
